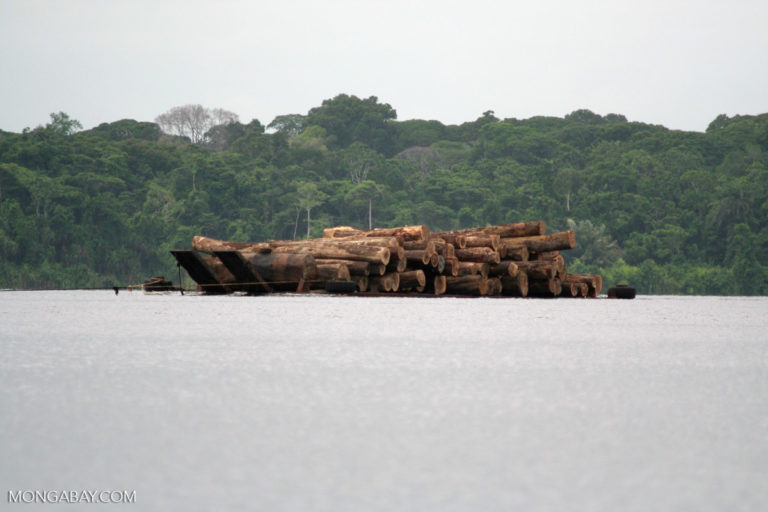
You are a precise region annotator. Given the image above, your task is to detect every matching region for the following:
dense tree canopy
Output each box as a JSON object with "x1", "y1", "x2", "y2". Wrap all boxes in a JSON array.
[{"x1": 1, "y1": 100, "x2": 766, "y2": 294}]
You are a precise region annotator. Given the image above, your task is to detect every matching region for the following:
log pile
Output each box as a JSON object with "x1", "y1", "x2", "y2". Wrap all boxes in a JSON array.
[{"x1": 172, "y1": 221, "x2": 602, "y2": 298}]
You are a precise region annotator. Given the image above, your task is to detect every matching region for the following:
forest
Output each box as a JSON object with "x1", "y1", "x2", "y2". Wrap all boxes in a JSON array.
[{"x1": 1, "y1": 94, "x2": 766, "y2": 294}]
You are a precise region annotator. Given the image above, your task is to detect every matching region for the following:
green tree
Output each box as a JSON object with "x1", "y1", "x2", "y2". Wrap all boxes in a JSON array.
[{"x1": 47, "y1": 112, "x2": 82, "y2": 136}]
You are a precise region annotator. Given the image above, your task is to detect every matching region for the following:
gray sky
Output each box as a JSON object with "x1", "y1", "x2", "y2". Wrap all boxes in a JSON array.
[{"x1": 2, "y1": 0, "x2": 767, "y2": 133}]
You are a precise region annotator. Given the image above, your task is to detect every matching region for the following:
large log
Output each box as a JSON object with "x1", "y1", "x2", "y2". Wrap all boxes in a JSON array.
[
  {"x1": 463, "y1": 234, "x2": 501, "y2": 250},
  {"x1": 565, "y1": 273, "x2": 603, "y2": 297},
  {"x1": 315, "y1": 263, "x2": 351, "y2": 282},
  {"x1": 193, "y1": 235, "x2": 393, "y2": 264},
  {"x1": 404, "y1": 249, "x2": 432, "y2": 266},
  {"x1": 500, "y1": 244, "x2": 529, "y2": 262},
  {"x1": 490, "y1": 260, "x2": 519, "y2": 278},
  {"x1": 369, "y1": 272, "x2": 400, "y2": 293},
  {"x1": 314, "y1": 258, "x2": 370, "y2": 276},
  {"x1": 442, "y1": 257, "x2": 460, "y2": 277},
  {"x1": 386, "y1": 256, "x2": 407, "y2": 273},
  {"x1": 487, "y1": 277, "x2": 502, "y2": 296},
  {"x1": 500, "y1": 272, "x2": 528, "y2": 297},
  {"x1": 398, "y1": 270, "x2": 426, "y2": 291},
  {"x1": 500, "y1": 230, "x2": 576, "y2": 253},
  {"x1": 431, "y1": 232, "x2": 466, "y2": 248},
  {"x1": 515, "y1": 260, "x2": 557, "y2": 280},
  {"x1": 422, "y1": 275, "x2": 447, "y2": 295},
  {"x1": 242, "y1": 252, "x2": 318, "y2": 291},
  {"x1": 454, "y1": 247, "x2": 501, "y2": 264},
  {"x1": 458, "y1": 261, "x2": 489, "y2": 278},
  {"x1": 271, "y1": 243, "x2": 390, "y2": 265},
  {"x1": 445, "y1": 275, "x2": 489, "y2": 296},
  {"x1": 323, "y1": 225, "x2": 429, "y2": 242},
  {"x1": 528, "y1": 276, "x2": 562, "y2": 297},
  {"x1": 438, "y1": 221, "x2": 546, "y2": 240}
]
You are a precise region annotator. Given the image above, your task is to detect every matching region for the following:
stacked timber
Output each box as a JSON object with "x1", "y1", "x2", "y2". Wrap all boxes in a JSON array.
[{"x1": 171, "y1": 221, "x2": 602, "y2": 298}]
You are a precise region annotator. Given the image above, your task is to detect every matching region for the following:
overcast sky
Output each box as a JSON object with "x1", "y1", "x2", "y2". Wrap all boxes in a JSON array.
[{"x1": 2, "y1": 0, "x2": 767, "y2": 133}]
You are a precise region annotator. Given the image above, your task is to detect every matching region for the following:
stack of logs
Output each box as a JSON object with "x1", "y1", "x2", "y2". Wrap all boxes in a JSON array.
[{"x1": 177, "y1": 221, "x2": 602, "y2": 298}]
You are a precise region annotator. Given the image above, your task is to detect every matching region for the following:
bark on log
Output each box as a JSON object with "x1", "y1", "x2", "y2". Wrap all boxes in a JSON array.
[
  {"x1": 405, "y1": 249, "x2": 432, "y2": 266},
  {"x1": 500, "y1": 272, "x2": 529, "y2": 297},
  {"x1": 500, "y1": 244, "x2": 529, "y2": 262},
  {"x1": 515, "y1": 260, "x2": 557, "y2": 280},
  {"x1": 490, "y1": 261, "x2": 519, "y2": 277},
  {"x1": 386, "y1": 257, "x2": 407, "y2": 273},
  {"x1": 399, "y1": 270, "x2": 426, "y2": 291},
  {"x1": 423, "y1": 275, "x2": 446, "y2": 295},
  {"x1": 314, "y1": 258, "x2": 370, "y2": 276},
  {"x1": 565, "y1": 273, "x2": 603, "y2": 297},
  {"x1": 458, "y1": 261, "x2": 489, "y2": 278},
  {"x1": 242, "y1": 252, "x2": 318, "y2": 291},
  {"x1": 369, "y1": 272, "x2": 400, "y2": 292},
  {"x1": 445, "y1": 275, "x2": 489, "y2": 296},
  {"x1": 463, "y1": 234, "x2": 501, "y2": 250},
  {"x1": 271, "y1": 243, "x2": 389, "y2": 265},
  {"x1": 315, "y1": 263, "x2": 351, "y2": 282},
  {"x1": 438, "y1": 221, "x2": 546, "y2": 239},
  {"x1": 487, "y1": 277, "x2": 503, "y2": 296},
  {"x1": 431, "y1": 232, "x2": 466, "y2": 248},
  {"x1": 443, "y1": 257, "x2": 460, "y2": 277},
  {"x1": 500, "y1": 230, "x2": 576, "y2": 253},
  {"x1": 528, "y1": 276, "x2": 562, "y2": 297},
  {"x1": 454, "y1": 247, "x2": 501, "y2": 264},
  {"x1": 323, "y1": 225, "x2": 429, "y2": 242},
  {"x1": 353, "y1": 275, "x2": 369, "y2": 292}
]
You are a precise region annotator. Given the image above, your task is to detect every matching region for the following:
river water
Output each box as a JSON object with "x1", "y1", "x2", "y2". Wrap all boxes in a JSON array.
[{"x1": 1, "y1": 291, "x2": 767, "y2": 511}]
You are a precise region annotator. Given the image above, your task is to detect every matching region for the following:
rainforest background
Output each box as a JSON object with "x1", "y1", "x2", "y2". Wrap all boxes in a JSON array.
[{"x1": 1, "y1": 94, "x2": 766, "y2": 294}]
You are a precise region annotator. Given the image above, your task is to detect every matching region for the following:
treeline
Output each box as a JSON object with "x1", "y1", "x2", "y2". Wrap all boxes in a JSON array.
[{"x1": 0, "y1": 94, "x2": 766, "y2": 294}]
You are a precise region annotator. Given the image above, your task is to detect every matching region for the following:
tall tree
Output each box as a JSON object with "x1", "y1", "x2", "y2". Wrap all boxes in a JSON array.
[{"x1": 155, "y1": 105, "x2": 239, "y2": 143}]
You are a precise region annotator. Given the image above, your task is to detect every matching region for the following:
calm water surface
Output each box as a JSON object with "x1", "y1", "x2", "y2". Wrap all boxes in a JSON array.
[{"x1": 1, "y1": 291, "x2": 767, "y2": 511}]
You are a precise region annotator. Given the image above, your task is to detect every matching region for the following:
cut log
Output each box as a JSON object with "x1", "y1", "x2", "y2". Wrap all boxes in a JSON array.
[
  {"x1": 242, "y1": 252, "x2": 318, "y2": 291},
  {"x1": 445, "y1": 275, "x2": 489, "y2": 296},
  {"x1": 515, "y1": 260, "x2": 557, "y2": 280},
  {"x1": 463, "y1": 234, "x2": 501, "y2": 250},
  {"x1": 370, "y1": 262, "x2": 387, "y2": 276},
  {"x1": 404, "y1": 249, "x2": 432, "y2": 266},
  {"x1": 399, "y1": 270, "x2": 426, "y2": 291},
  {"x1": 500, "y1": 272, "x2": 529, "y2": 297},
  {"x1": 271, "y1": 243, "x2": 389, "y2": 265},
  {"x1": 487, "y1": 277, "x2": 503, "y2": 296},
  {"x1": 315, "y1": 263, "x2": 351, "y2": 282},
  {"x1": 458, "y1": 261, "x2": 489, "y2": 278},
  {"x1": 438, "y1": 221, "x2": 546, "y2": 239},
  {"x1": 432, "y1": 232, "x2": 466, "y2": 248},
  {"x1": 454, "y1": 247, "x2": 501, "y2": 264},
  {"x1": 500, "y1": 244, "x2": 529, "y2": 262},
  {"x1": 314, "y1": 258, "x2": 370, "y2": 276},
  {"x1": 500, "y1": 230, "x2": 576, "y2": 253},
  {"x1": 442, "y1": 257, "x2": 460, "y2": 277},
  {"x1": 528, "y1": 276, "x2": 562, "y2": 297},
  {"x1": 422, "y1": 275, "x2": 447, "y2": 295},
  {"x1": 369, "y1": 272, "x2": 400, "y2": 293},
  {"x1": 323, "y1": 225, "x2": 429, "y2": 242},
  {"x1": 353, "y1": 275, "x2": 369, "y2": 292},
  {"x1": 565, "y1": 273, "x2": 603, "y2": 297},
  {"x1": 489, "y1": 261, "x2": 519, "y2": 278},
  {"x1": 386, "y1": 256, "x2": 407, "y2": 273}
]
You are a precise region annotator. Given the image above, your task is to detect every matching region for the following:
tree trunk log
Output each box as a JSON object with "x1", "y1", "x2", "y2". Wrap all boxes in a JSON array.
[
  {"x1": 487, "y1": 277, "x2": 502, "y2": 296},
  {"x1": 405, "y1": 249, "x2": 432, "y2": 266},
  {"x1": 315, "y1": 258, "x2": 370, "y2": 276},
  {"x1": 399, "y1": 270, "x2": 426, "y2": 291},
  {"x1": 565, "y1": 273, "x2": 602, "y2": 297},
  {"x1": 458, "y1": 261, "x2": 489, "y2": 278},
  {"x1": 445, "y1": 275, "x2": 489, "y2": 296},
  {"x1": 242, "y1": 252, "x2": 318, "y2": 291},
  {"x1": 323, "y1": 225, "x2": 429, "y2": 242},
  {"x1": 500, "y1": 230, "x2": 575, "y2": 253},
  {"x1": 515, "y1": 260, "x2": 557, "y2": 280},
  {"x1": 500, "y1": 244, "x2": 529, "y2": 262},
  {"x1": 528, "y1": 276, "x2": 562, "y2": 297},
  {"x1": 463, "y1": 234, "x2": 501, "y2": 250},
  {"x1": 431, "y1": 232, "x2": 466, "y2": 248},
  {"x1": 454, "y1": 247, "x2": 501, "y2": 264},
  {"x1": 271, "y1": 243, "x2": 389, "y2": 265},
  {"x1": 442, "y1": 257, "x2": 460, "y2": 276},
  {"x1": 490, "y1": 260, "x2": 519, "y2": 277},
  {"x1": 500, "y1": 272, "x2": 529, "y2": 297}
]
